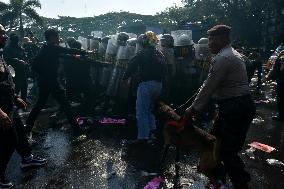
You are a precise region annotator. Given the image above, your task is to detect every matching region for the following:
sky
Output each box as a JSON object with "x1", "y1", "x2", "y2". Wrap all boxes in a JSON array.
[{"x1": 1, "y1": 0, "x2": 183, "y2": 18}]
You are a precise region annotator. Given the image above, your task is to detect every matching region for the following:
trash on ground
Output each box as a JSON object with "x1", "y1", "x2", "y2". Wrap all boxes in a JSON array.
[
  {"x1": 248, "y1": 142, "x2": 276, "y2": 153},
  {"x1": 266, "y1": 159, "x2": 284, "y2": 167},
  {"x1": 99, "y1": 117, "x2": 126, "y2": 125},
  {"x1": 242, "y1": 147, "x2": 256, "y2": 159},
  {"x1": 144, "y1": 176, "x2": 164, "y2": 189},
  {"x1": 252, "y1": 116, "x2": 265, "y2": 124}
]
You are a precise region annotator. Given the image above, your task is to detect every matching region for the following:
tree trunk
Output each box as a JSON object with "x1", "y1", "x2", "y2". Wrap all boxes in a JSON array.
[{"x1": 19, "y1": 13, "x2": 24, "y2": 42}]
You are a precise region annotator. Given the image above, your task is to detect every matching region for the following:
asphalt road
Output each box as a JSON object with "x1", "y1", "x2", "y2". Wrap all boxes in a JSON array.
[{"x1": 5, "y1": 79, "x2": 284, "y2": 189}]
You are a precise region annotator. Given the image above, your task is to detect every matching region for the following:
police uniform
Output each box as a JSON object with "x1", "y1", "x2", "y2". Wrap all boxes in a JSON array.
[{"x1": 190, "y1": 43, "x2": 256, "y2": 188}]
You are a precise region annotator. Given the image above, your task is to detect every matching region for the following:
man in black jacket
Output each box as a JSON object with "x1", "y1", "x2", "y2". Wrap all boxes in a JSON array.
[
  {"x1": 3, "y1": 33, "x2": 28, "y2": 101},
  {"x1": 0, "y1": 24, "x2": 46, "y2": 189},
  {"x1": 26, "y1": 29, "x2": 86, "y2": 135}
]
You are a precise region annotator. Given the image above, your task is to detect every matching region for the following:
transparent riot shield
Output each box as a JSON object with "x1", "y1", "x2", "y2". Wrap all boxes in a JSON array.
[
  {"x1": 78, "y1": 36, "x2": 88, "y2": 50},
  {"x1": 90, "y1": 38, "x2": 100, "y2": 51},
  {"x1": 194, "y1": 38, "x2": 211, "y2": 85},
  {"x1": 126, "y1": 38, "x2": 137, "y2": 60},
  {"x1": 105, "y1": 35, "x2": 118, "y2": 64},
  {"x1": 171, "y1": 30, "x2": 192, "y2": 47}
]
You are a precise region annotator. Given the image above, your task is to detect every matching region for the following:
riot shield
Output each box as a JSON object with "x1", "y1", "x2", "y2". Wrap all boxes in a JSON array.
[
  {"x1": 78, "y1": 36, "x2": 88, "y2": 50},
  {"x1": 90, "y1": 38, "x2": 100, "y2": 51},
  {"x1": 105, "y1": 35, "x2": 118, "y2": 63}
]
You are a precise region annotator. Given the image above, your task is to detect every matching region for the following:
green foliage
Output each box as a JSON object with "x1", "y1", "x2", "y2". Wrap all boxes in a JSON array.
[
  {"x1": 1, "y1": 0, "x2": 283, "y2": 47},
  {"x1": 27, "y1": 12, "x2": 167, "y2": 41},
  {"x1": 165, "y1": 0, "x2": 284, "y2": 47},
  {"x1": 0, "y1": 0, "x2": 43, "y2": 37}
]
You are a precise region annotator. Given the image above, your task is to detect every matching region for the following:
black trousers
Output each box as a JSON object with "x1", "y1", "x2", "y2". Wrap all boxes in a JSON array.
[
  {"x1": 66, "y1": 78, "x2": 95, "y2": 112},
  {"x1": 0, "y1": 111, "x2": 31, "y2": 175},
  {"x1": 15, "y1": 74, "x2": 28, "y2": 102},
  {"x1": 212, "y1": 95, "x2": 256, "y2": 188},
  {"x1": 276, "y1": 83, "x2": 284, "y2": 119},
  {"x1": 26, "y1": 81, "x2": 76, "y2": 132}
]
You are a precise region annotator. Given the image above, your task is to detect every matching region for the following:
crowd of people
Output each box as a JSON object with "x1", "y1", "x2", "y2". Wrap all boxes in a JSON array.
[{"x1": 0, "y1": 22, "x2": 284, "y2": 189}]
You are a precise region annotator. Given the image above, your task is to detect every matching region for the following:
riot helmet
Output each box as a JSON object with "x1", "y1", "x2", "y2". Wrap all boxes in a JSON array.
[
  {"x1": 160, "y1": 34, "x2": 174, "y2": 48},
  {"x1": 176, "y1": 34, "x2": 193, "y2": 47},
  {"x1": 117, "y1": 32, "x2": 129, "y2": 46}
]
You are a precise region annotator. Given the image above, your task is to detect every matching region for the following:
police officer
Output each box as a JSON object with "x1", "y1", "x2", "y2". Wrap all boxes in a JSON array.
[
  {"x1": 266, "y1": 50, "x2": 284, "y2": 122},
  {"x1": 186, "y1": 25, "x2": 256, "y2": 189},
  {"x1": 159, "y1": 34, "x2": 175, "y2": 103},
  {"x1": 26, "y1": 29, "x2": 86, "y2": 136}
]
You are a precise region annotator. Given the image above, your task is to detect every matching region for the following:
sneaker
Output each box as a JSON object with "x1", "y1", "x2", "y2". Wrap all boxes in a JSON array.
[
  {"x1": 20, "y1": 154, "x2": 47, "y2": 169},
  {"x1": 0, "y1": 175, "x2": 13, "y2": 189}
]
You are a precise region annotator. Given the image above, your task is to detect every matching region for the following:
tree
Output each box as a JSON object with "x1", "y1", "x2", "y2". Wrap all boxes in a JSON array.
[{"x1": 0, "y1": 0, "x2": 43, "y2": 38}]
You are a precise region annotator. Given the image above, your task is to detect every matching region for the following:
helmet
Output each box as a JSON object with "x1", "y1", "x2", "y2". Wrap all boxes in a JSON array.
[
  {"x1": 23, "y1": 37, "x2": 32, "y2": 44},
  {"x1": 176, "y1": 34, "x2": 192, "y2": 46},
  {"x1": 117, "y1": 32, "x2": 129, "y2": 46},
  {"x1": 137, "y1": 34, "x2": 146, "y2": 45},
  {"x1": 90, "y1": 37, "x2": 100, "y2": 50},
  {"x1": 127, "y1": 38, "x2": 137, "y2": 47},
  {"x1": 98, "y1": 36, "x2": 110, "y2": 55},
  {"x1": 198, "y1": 38, "x2": 209, "y2": 44},
  {"x1": 66, "y1": 37, "x2": 77, "y2": 47},
  {"x1": 101, "y1": 36, "x2": 110, "y2": 44},
  {"x1": 160, "y1": 34, "x2": 174, "y2": 48}
]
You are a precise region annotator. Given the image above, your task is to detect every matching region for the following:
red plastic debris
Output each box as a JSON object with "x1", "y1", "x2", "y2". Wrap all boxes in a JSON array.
[
  {"x1": 144, "y1": 176, "x2": 164, "y2": 189},
  {"x1": 248, "y1": 142, "x2": 276, "y2": 153}
]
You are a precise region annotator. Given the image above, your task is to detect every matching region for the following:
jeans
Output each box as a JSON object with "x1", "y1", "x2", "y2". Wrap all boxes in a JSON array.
[{"x1": 136, "y1": 81, "x2": 162, "y2": 139}]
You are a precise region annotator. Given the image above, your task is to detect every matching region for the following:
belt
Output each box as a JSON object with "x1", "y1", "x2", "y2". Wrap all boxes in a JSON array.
[{"x1": 217, "y1": 94, "x2": 251, "y2": 105}]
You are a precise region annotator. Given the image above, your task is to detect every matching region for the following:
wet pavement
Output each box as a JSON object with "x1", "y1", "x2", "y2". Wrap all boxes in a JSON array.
[{"x1": 5, "y1": 79, "x2": 284, "y2": 189}]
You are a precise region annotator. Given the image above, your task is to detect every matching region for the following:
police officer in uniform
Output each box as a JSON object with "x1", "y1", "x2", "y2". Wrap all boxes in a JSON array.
[
  {"x1": 186, "y1": 25, "x2": 256, "y2": 189},
  {"x1": 173, "y1": 33, "x2": 198, "y2": 105}
]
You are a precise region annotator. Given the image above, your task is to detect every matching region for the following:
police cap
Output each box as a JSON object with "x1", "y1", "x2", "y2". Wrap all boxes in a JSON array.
[{"x1": 207, "y1": 25, "x2": 231, "y2": 36}]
